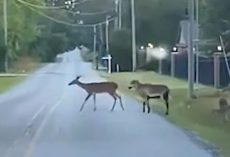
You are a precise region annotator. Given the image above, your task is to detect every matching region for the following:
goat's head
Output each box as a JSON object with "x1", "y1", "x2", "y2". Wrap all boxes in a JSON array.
[
  {"x1": 128, "y1": 80, "x2": 140, "y2": 90},
  {"x1": 68, "y1": 75, "x2": 81, "y2": 86}
]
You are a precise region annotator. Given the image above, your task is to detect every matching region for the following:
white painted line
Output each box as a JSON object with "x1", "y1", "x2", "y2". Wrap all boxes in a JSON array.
[
  {"x1": 24, "y1": 103, "x2": 48, "y2": 137},
  {"x1": 4, "y1": 102, "x2": 49, "y2": 157},
  {"x1": 23, "y1": 96, "x2": 64, "y2": 157}
]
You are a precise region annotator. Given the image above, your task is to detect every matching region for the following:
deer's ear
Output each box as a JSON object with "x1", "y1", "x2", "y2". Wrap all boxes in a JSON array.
[{"x1": 76, "y1": 75, "x2": 81, "y2": 79}]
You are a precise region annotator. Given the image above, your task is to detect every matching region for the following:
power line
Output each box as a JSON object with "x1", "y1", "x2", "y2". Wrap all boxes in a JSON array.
[
  {"x1": 65, "y1": 9, "x2": 115, "y2": 16},
  {"x1": 16, "y1": 0, "x2": 89, "y2": 9},
  {"x1": 19, "y1": 2, "x2": 115, "y2": 27},
  {"x1": 17, "y1": 0, "x2": 115, "y2": 16}
]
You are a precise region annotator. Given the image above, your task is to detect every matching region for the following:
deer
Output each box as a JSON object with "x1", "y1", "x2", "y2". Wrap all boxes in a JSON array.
[
  {"x1": 68, "y1": 76, "x2": 124, "y2": 112},
  {"x1": 212, "y1": 98, "x2": 230, "y2": 122},
  {"x1": 128, "y1": 80, "x2": 170, "y2": 115}
]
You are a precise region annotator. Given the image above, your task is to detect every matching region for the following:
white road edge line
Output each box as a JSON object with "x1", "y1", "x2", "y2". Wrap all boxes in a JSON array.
[
  {"x1": 4, "y1": 102, "x2": 49, "y2": 157},
  {"x1": 24, "y1": 103, "x2": 48, "y2": 137},
  {"x1": 23, "y1": 96, "x2": 64, "y2": 157}
]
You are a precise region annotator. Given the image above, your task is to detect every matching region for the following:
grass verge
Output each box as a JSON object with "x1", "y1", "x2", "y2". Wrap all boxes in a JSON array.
[
  {"x1": 101, "y1": 71, "x2": 230, "y2": 157},
  {"x1": 0, "y1": 56, "x2": 40, "y2": 94},
  {"x1": 0, "y1": 77, "x2": 25, "y2": 93}
]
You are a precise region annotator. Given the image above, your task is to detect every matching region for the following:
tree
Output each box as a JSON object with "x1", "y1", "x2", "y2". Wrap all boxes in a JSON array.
[
  {"x1": 201, "y1": 0, "x2": 230, "y2": 39},
  {"x1": 110, "y1": 29, "x2": 132, "y2": 71},
  {"x1": 0, "y1": 0, "x2": 43, "y2": 71}
]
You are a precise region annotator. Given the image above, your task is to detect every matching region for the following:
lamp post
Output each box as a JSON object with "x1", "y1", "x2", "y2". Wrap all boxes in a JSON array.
[
  {"x1": 131, "y1": 0, "x2": 137, "y2": 72},
  {"x1": 188, "y1": 0, "x2": 195, "y2": 98},
  {"x1": 118, "y1": 0, "x2": 122, "y2": 29},
  {"x1": 171, "y1": 47, "x2": 179, "y2": 77},
  {"x1": 114, "y1": 0, "x2": 119, "y2": 30},
  {"x1": 93, "y1": 25, "x2": 97, "y2": 69},
  {"x1": 105, "y1": 15, "x2": 110, "y2": 54}
]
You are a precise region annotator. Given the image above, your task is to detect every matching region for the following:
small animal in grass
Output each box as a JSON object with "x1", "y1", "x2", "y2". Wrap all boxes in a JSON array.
[
  {"x1": 212, "y1": 98, "x2": 230, "y2": 121},
  {"x1": 128, "y1": 80, "x2": 170, "y2": 115},
  {"x1": 68, "y1": 75, "x2": 124, "y2": 112}
]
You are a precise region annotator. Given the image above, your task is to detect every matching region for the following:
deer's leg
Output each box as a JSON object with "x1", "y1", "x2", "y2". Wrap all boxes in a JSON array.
[
  {"x1": 110, "y1": 94, "x2": 117, "y2": 112},
  {"x1": 115, "y1": 93, "x2": 124, "y2": 111},
  {"x1": 80, "y1": 93, "x2": 92, "y2": 112},
  {"x1": 93, "y1": 93, "x2": 96, "y2": 111},
  {"x1": 163, "y1": 91, "x2": 169, "y2": 115}
]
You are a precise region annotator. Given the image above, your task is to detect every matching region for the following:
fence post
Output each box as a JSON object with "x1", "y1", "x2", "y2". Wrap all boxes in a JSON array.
[
  {"x1": 116, "y1": 64, "x2": 120, "y2": 72},
  {"x1": 158, "y1": 59, "x2": 162, "y2": 74},
  {"x1": 108, "y1": 54, "x2": 112, "y2": 74},
  {"x1": 171, "y1": 53, "x2": 177, "y2": 77},
  {"x1": 213, "y1": 52, "x2": 221, "y2": 88}
]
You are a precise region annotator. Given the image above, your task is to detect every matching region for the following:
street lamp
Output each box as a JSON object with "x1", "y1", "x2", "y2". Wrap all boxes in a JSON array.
[
  {"x1": 148, "y1": 43, "x2": 154, "y2": 48},
  {"x1": 79, "y1": 20, "x2": 84, "y2": 24},
  {"x1": 172, "y1": 47, "x2": 177, "y2": 52},
  {"x1": 217, "y1": 45, "x2": 222, "y2": 52},
  {"x1": 171, "y1": 47, "x2": 179, "y2": 77}
]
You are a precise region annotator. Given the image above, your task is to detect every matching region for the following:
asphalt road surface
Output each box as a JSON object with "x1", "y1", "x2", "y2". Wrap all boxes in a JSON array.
[{"x1": 0, "y1": 48, "x2": 215, "y2": 157}]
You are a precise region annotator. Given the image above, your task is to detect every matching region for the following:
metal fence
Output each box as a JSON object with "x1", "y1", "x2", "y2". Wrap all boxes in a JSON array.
[{"x1": 159, "y1": 53, "x2": 230, "y2": 88}]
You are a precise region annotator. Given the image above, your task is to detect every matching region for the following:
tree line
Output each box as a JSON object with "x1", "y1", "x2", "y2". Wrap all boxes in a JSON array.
[{"x1": 0, "y1": 0, "x2": 229, "y2": 71}]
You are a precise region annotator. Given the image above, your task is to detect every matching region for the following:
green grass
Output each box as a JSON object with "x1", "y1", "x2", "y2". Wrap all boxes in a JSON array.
[
  {"x1": 101, "y1": 71, "x2": 230, "y2": 157},
  {"x1": 0, "y1": 77, "x2": 24, "y2": 93}
]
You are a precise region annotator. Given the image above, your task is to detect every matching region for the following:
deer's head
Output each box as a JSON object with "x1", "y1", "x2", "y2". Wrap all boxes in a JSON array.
[
  {"x1": 128, "y1": 80, "x2": 140, "y2": 90},
  {"x1": 68, "y1": 75, "x2": 81, "y2": 86}
]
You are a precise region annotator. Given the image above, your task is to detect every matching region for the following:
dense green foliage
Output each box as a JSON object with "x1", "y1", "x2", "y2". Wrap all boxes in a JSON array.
[
  {"x1": 0, "y1": 0, "x2": 229, "y2": 71},
  {"x1": 110, "y1": 29, "x2": 132, "y2": 71}
]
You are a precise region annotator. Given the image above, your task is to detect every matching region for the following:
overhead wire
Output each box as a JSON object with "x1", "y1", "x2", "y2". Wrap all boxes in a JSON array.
[
  {"x1": 16, "y1": 0, "x2": 89, "y2": 9},
  {"x1": 16, "y1": 0, "x2": 116, "y2": 16},
  {"x1": 65, "y1": 8, "x2": 115, "y2": 16},
  {"x1": 17, "y1": 1, "x2": 115, "y2": 27}
]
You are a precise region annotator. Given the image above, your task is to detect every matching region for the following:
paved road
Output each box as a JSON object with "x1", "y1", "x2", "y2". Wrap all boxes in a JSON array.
[{"x1": 0, "y1": 48, "x2": 215, "y2": 157}]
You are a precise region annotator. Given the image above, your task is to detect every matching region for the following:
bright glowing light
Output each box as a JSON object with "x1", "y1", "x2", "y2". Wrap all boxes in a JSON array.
[
  {"x1": 148, "y1": 43, "x2": 154, "y2": 48},
  {"x1": 79, "y1": 20, "x2": 84, "y2": 24},
  {"x1": 147, "y1": 47, "x2": 168, "y2": 60},
  {"x1": 217, "y1": 45, "x2": 222, "y2": 51},
  {"x1": 160, "y1": 47, "x2": 165, "y2": 52},
  {"x1": 173, "y1": 47, "x2": 177, "y2": 52},
  {"x1": 140, "y1": 46, "x2": 144, "y2": 50}
]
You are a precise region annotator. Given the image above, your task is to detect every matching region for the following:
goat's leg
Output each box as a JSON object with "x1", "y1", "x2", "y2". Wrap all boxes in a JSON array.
[
  {"x1": 80, "y1": 93, "x2": 92, "y2": 111},
  {"x1": 163, "y1": 91, "x2": 169, "y2": 115},
  {"x1": 147, "y1": 100, "x2": 151, "y2": 114},
  {"x1": 115, "y1": 93, "x2": 124, "y2": 111},
  {"x1": 146, "y1": 96, "x2": 151, "y2": 114},
  {"x1": 143, "y1": 101, "x2": 146, "y2": 113},
  {"x1": 93, "y1": 93, "x2": 96, "y2": 111}
]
